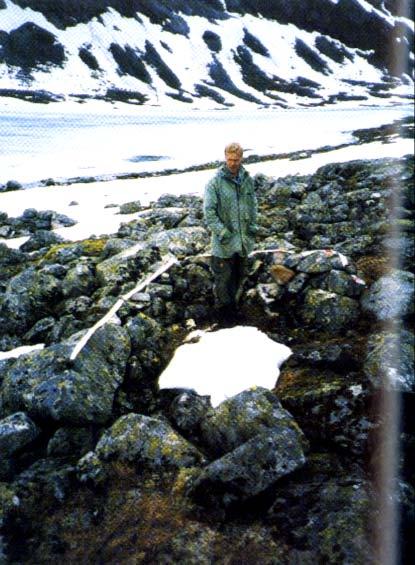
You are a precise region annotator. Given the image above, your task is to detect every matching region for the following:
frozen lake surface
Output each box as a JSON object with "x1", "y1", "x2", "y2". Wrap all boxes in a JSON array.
[{"x1": 0, "y1": 100, "x2": 412, "y2": 185}]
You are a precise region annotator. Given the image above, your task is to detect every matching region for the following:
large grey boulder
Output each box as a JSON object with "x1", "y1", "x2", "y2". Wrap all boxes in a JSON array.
[
  {"x1": 310, "y1": 269, "x2": 366, "y2": 297},
  {"x1": 125, "y1": 313, "x2": 170, "y2": 382},
  {"x1": 12, "y1": 208, "x2": 76, "y2": 234},
  {"x1": 302, "y1": 289, "x2": 360, "y2": 332},
  {"x1": 361, "y1": 270, "x2": 414, "y2": 321},
  {"x1": 168, "y1": 390, "x2": 212, "y2": 437},
  {"x1": 1, "y1": 323, "x2": 130, "y2": 424},
  {"x1": 364, "y1": 329, "x2": 414, "y2": 392},
  {"x1": 47, "y1": 426, "x2": 98, "y2": 458},
  {"x1": 137, "y1": 207, "x2": 188, "y2": 229},
  {"x1": 199, "y1": 388, "x2": 306, "y2": 458},
  {"x1": 188, "y1": 424, "x2": 306, "y2": 507}
]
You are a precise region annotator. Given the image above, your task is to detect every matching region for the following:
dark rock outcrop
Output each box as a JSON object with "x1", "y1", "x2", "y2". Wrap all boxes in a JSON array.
[{"x1": 0, "y1": 22, "x2": 65, "y2": 70}]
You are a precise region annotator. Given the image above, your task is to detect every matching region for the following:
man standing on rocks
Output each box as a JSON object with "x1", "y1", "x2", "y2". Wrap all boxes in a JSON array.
[{"x1": 204, "y1": 142, "x2": 258, "y2": 325}]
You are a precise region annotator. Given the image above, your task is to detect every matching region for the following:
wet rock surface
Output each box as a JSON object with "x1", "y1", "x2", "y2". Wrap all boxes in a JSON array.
[{"x1": 0, "y1": 155, "x2": 413, "y2": 563}]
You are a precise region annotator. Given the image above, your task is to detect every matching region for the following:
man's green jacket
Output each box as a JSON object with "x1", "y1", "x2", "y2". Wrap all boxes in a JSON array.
[{"x1": 204, "y1": 164, "x2": 258, "y2": 258}]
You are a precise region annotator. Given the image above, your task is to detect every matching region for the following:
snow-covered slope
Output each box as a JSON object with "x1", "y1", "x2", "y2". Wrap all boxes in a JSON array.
[{"x1": 0, "y1": 0, "x2": 413, "y2": 107}]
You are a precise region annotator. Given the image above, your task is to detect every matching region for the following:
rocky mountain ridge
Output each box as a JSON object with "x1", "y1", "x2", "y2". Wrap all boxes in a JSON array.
[{"x1": 0, "y1": 0, "x2": 413, "y2": 106}]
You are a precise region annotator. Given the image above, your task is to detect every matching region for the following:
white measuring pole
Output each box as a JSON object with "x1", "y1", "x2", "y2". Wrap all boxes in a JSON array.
[{"x1": 70, "y1": 255, "x2": 179, "y2": 361}]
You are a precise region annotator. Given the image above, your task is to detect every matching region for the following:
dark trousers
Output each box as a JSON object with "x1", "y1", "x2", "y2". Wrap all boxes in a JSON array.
[{"x1": 211, "y1": 254, "x2": 248, "y2": 309}]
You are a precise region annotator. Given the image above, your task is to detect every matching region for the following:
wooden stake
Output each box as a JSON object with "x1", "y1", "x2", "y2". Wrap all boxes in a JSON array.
[{"x1": 69, "y1": 254, "x2": 179, "y2": 361}]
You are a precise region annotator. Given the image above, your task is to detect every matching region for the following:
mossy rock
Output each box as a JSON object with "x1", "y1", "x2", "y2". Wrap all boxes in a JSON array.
[
  {"x1": 42, "y1": 238, "x2": 107, "y2": 263},
  {"x1": 302, "y1": 289, "x2": 360, "y2": 333},
  {"x1": 199, "y1": 387, "x2": 307, "y2": 458},
  {"x1": 92, "y1": 413, "x2": 206, "y2": 473}
]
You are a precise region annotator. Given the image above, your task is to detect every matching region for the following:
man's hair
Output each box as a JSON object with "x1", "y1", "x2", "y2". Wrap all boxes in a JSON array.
[{"x1": 225, "y1": 142, "x2": 243, "y2": 155}]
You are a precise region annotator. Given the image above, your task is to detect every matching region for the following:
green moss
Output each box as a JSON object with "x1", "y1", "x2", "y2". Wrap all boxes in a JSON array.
[
  {"x1": 42, "y1": 242, "x2": 73, "y2": 262},
  {"x1": 42, "y1": 238, "x2": 108, "y2": 262},
  {"x1": 79, "y1": 238, "x2": 108, "y2": 256}
]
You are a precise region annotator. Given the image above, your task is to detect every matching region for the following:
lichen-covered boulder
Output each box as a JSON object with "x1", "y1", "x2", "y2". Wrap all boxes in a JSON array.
[
  {"x1": 137, "y1": 207, "x2": 188, "y2": 229},
  {"x1": 302, "y1": 289, "x2": 360, "y2": 332},
  {"x1": 0, "y1": 412, "x2": 40, "y2": 479},
  {"x1": 174, "y1": 258, "x2": 212, "y2": 297},
  {"x1": 361, "y1": 270, "x2": 414, "y2": 321},
  {"x1": 101, "y1": 237, "x2": 137, "y2": 259},
  {"x1": 149, "y1": 227, "x2": 209, "y2": 257},
  {"x1": 96, "y1": 244, "x2": 159, "y2": 288},
  {"x1": 0, "y1": 242, "x2": 26, "y2": 275},
  {"x1": 364, "y1": 329, "x2": 414, "y2": 392},
  {"x1": 47, "y1": 426, "x2": 98, "y2": 458},
  {"x1": 23, "y1": 317, "x2": 56, "y2": 344},
  {"x1": 125, "y1": 313, "x2": 170, "y2": 382},
  {"x1": 152, "y1": 193, "x2": 202, "y2": 210},
  {"x1": 118, "y1": 200, "x2": 143, "y2": 214},
  {"x1": 13, "y1": 208, "x2": 76, "y2": 234},
  {"x1": 0, "y1": 266, "x2": 62, "y2": 335},
  {"x1": 188, "y1": 424, "x2": 306, "y2": 507},
  {"x1": 13, "y1": 458, "x2": 76, "y2": 504},
  {"x1": 91, "y1": 413, "x2": 205, "y2": 472},
  {"x1": 62, "y1": 263, "x2": 96, "y2": 298},
  {"x1": 199, "y1": 388, "x2": 306, "y2": 458},
  {"x1": 1, "y1": 323, "x2": 131, "y2": 424}
]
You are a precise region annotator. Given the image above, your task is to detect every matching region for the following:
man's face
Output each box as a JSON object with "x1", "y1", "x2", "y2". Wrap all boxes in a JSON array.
[{"x1": 225, "y1": 150, "x2": 243, "y2": 175}]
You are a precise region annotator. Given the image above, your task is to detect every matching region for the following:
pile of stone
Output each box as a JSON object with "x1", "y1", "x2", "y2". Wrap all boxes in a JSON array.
[{"x1": 0, "y1": 156, "x2": 413, "y2": 563}]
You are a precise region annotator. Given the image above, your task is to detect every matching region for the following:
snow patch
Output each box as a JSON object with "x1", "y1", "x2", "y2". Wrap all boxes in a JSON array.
[
  {"x1": 0, "y1": 343, "x2": 45, "y2": 361},
  {"x1": 158, "y1": 326, "x2": 292, "y2": 408}
]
